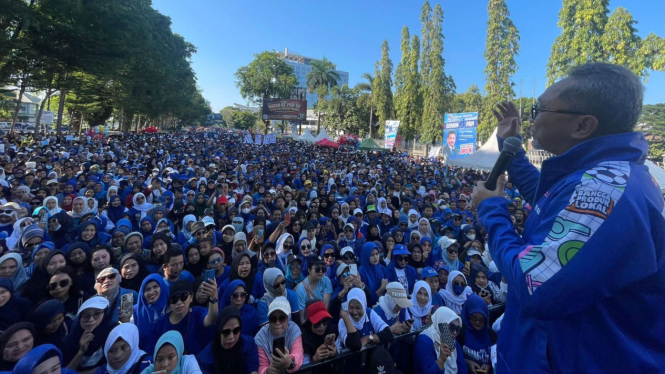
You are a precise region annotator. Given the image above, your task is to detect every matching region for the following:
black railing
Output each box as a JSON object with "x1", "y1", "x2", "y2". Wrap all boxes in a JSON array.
[{"x1": 293, "y1": 303, "x2": 506, "y2": 374}]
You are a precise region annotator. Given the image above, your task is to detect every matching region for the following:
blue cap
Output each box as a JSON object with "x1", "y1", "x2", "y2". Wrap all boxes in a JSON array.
[
  {"x1": 421, "y1": 266, "x2": 438, "y2": 279},
  {"x1": 392, "y1": 244, "x2": 410, "y2": 256}
]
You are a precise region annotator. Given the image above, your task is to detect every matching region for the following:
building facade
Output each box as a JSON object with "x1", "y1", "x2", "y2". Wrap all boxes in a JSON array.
[{"x1": 277, "y1": 48, "x2": 349, "y2": 108}]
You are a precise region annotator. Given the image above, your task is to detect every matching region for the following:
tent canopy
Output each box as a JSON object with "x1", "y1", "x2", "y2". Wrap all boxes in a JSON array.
[
  {"x1": 296, "y1": 129, "x2": 316, "y2": 142},
  {"x1": 314, "y1": 127, "x2": 334, "y2": 142},
  {"x1": 359, "y1": 138, "x2": 388, "y2": 152},
  {"x1": 316, "y1": 138, "x2": 339, "y2": 148}
]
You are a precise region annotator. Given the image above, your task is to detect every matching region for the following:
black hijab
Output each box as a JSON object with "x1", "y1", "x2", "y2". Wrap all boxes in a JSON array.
[
  {"x1": 0, "y1": 322, "x2": 36, "y2": 371},
  {"x1": 229, "y1": 253, "x2": 256, "y2": 297},
  {"x1": 20, "y1": 250, "x2": 67, "y2": 304},
  {"x1": 213, "y1": 306, "x2": 244, "y2": 373},
  {"x1": 0, "y1": 278, "x2": 32, "y2": 332},
  {"x1": 30, "y1": 300, "x2": 68, "y2": 346},
  {"x1": 184, "y1": 244, "x2": 205, "y2": 278},
  {"x1": 119, "y1": 253, "x2": 149, "y2": 293}
]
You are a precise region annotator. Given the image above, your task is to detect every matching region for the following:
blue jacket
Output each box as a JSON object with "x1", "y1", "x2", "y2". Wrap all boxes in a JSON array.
[
  {"x1": 478, "y1": 132, "x2": 665, "y2": 374},
  {"x1": 385, "y1": 262, "x2": 418, "y2": 294},
  {"x1": 413, "y1": 334, "x2": 467, "y2": 374},
  {"x1": 196, "y1": 335, "x2": 259, "y2": 374}
]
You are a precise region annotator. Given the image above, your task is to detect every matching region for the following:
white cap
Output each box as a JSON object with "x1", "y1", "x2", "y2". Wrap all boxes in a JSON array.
[
  {"x1": 353, "y1": 208, "x2": 363, "y2": 215},
  {"x1": 437, "y1": 236, "x2": 458, "y2": 249},
  {"x1": 268, "y1": 296, "x2": 291, "y2": 316}
]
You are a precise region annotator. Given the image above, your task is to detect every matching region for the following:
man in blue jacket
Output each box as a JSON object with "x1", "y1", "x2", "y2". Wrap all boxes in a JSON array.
[{"x1": 472, "y1": 63, "x2": 665, "y2": 374}]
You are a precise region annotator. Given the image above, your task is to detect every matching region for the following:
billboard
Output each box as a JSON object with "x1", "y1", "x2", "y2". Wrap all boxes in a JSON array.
[
  {"x1": 384, "y1": 120, "x2": 400, "y2": 149},
  {"x1": 262, "y1": 99, "x2": 307, "y2": 121},
  {"x1": 443, "y1": 112, "x2": 478, "y2": 159},
  {"x1": 41, "y1": 111, "x2": 54, "y2": 124}
]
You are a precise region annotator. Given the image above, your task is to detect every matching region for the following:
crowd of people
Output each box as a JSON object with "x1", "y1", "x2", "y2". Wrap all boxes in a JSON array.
[{"x1": 0, "y1": 127, "x2": 522, "y2": 374}]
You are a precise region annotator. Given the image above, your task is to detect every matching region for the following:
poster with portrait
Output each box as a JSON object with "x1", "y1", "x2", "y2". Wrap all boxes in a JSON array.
[{"x1": 443, "y1": 112, "x2": 478, "y2": 159}]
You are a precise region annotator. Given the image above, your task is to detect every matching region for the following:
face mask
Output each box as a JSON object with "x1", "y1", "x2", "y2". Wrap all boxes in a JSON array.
[
  {"x1": 46, "y1": 166, "x2": 53, "y2": 170},
  {"x1": 52, "y1": 224, "x2": 61, "y2": 232},
  {"x1": 241, "y1": 208, "x2": 250, "y2": 214},
  {"x1": 232, "y1": 222, "x2": 243, "y2": 232},
  {"x1": 453, "y1": 285, "x2": 465, "y2": 296},
  {"x1": 466, "y1": 234, "x2": 476, "y2": 241}
]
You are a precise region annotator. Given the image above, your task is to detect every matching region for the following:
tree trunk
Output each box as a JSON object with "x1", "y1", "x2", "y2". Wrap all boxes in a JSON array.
[
  {"x1": 35, "y1": 88, "x2": 54, "y2": 137},
  {"x1": 10, "y1": 81, "x2": 27, "y2": 135},
  {"x1": 369, "y1": 107, "x2": 374, "y2": 138},
  {"x1": 56, "y1": 88, "x2": 67, "y2": 138},
  {"x1": 135, "y1": 115, "x2": 142, "y2": 133}
]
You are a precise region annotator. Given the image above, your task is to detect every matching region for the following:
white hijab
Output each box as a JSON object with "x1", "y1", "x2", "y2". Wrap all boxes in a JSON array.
[
  {"x1": 421, "y1": 307, "x2": 462, "y2": 373},
  {"x1": 344, "y1": 288, "x2": 368, "y2": 331},
  {"x1": 132, "y1": 193, "x2": 153, "y2": 218},
  {"x1": 275, "y1": 233, "x2": 294, "y2": 270},
  {"x1": 43, "y1": 196, "x2": 63, "y2": 216},
  {"x1": 439, "y1": 270, "x2": 473, "y2": 315},
  {"x1": 7, "y1": 217, "x2": 32, "y2": 250},
  {"x1": 408, "y1": 280, "x2": 432, "y2": 329},
  {"x1": 104, "y1": 323, "x2": 146, "y2": 374}
]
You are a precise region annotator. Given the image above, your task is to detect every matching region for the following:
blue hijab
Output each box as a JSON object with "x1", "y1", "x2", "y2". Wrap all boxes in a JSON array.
[
  {"x1": 460, "y1": 294, "x2": 492, "y2": 364},
  {"x1": 106, "y1": 195, "x2": 126, "y2": 224},
  {"x1": 220, "y1": 279, "x2": 246, "y2": 309},
  {"x1": 358, "y1": 242, "x2": 387, "y2": 306},
  {"x1": 139, "y1": 216, "x2": 156, "y2": 242},
  {"x1": 136, "y1": 275, "x2": 169, "y2": 341},
  {"x1": 12, "y1": 344, "x2": 76, "y2": 374},
  {"x1": 143, "y1": 331, "x2": 186, "y2": 374}
]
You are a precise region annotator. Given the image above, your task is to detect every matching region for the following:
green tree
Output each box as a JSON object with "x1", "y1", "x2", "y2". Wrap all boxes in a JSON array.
[
  {"x1": 354, "y1": 73, "x2": 375, "y2": 137},
  {"x1": 230, "y1": 110, "x2": 259, "y2": 130},
  {"x1": 235, "y1": 51, "x2": 297, "y2": 105},
  {"x1": 420, "y1": 3, "x2": 455, "y2": 143},
  {"x1": 399, "y1": 35, "x2": 423, "y2": 141},
  {"x1": 306, "y1": 57, "x2": 340, "y2": 133},
  {"x1": 374, "y1": 40, "x2": 395, "y2": 136},
  {"x1": 394, "y1": 27, "x2": 411, "y2": 127},
  {"x1": 547, "y1": 1, "x2": 665, "y2": 85},
  {"x1": 640, "y1": 103, "x2": 665, "y2": 159},
  {"x1": 321, "y1": 84, "x2": 371, "y2": 136},
  {"x1": 481, "y1": 0, "x2": 520, "y2": 142}
]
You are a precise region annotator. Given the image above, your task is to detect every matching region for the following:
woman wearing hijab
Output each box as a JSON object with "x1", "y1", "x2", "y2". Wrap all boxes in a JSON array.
[
  {"x1": 77, "y1": 219, "x2": 112, "y2": 248},
  {"x1": 177, "y1": 215, "x2": 197, "y2": 246},
  {"x1": 95, "y1": 267, "x2": 138, "y2": 323},
  {"x1": 6, "y1": 217, "x2": 32, "y2": 251},
  {"x1": 105, "y1": 196, "x2": 128, "y2": 225},
  {"x1": 196, "y1": 306, "x2": 259, "y2": 374},
  {"x1": 46, "y1": 266, "x2": 88, "y2": 320},
  {"x1": 219, "y1": 279, "x2": 259, "y2": 337},
  {"x1": 385, "y1": 244, "x2": 418, "y2": 294},
  {"x1": 65, "y1": 241, "x2": 90, "y2": 276},
  {"x1": 358, "y1": 242, "x2": 389, "y2": 307},
  {"x1": 365, "y1": 223, "x2": 382, "y2": 243},
  {"x1": 218, "y1": 253, "x2": 264, "y2": 305},
  {"x1": 408, "y1": 242, "x2": 428, "y2": 276},
  {"x1": 438, "y1": 237, "x2": 464, "y2": 272},
  {"x1": 440, "y1": 270, "x2": 473, "y2": 315},
  {"x1": 30, "y1": 299, "x2": 69, "y2": 347},
  {"x1": 0, "y1": 252, "x2": 29, "y2": 292},
  {"x1": 255, "y1": 296, "x2": 303, "y2": 374},
  {"x1": 458, "y1": 294, "x2": 496, "y2": 374},
  {"x1": 96, "y1": 324, "x2": 151, "y2": 374},
  {"x1": 274, "y1": 233, "x2": 294, "y2": 273},
  {"x1": 48, "y1": 212, "x2": 75, "y2": 249},
  {"x1": 319, "y1": 244, "x2": 338, "y2": 289},
  {"x1": 0, "y1": 322, "x2": 35, "y2": 371},
  {"x1": 256, "y1": 268, "x2": 301, "y2": 326},
  {"x1": 44, "y1": 196, "x2": 63, "y2": 216},
  {"x1": 193, "y1": 193, "x2": 209, "y2": 219},
  {"x1": 129, "y1": 193, "x2": 153, "y2": 221},
  {"x1": 119, "y1": 253, "x2": 149, "y2": 293},
  {"x1": 141, "y1": 330, "x2": 201, "y2": 374},
  {"x1": 69, "y1": 197, "x2": 91, "y2": 223},
  {"x1": 61, "y1": 296, "x2": 119, "y2": 373},
  {"x1": 469, "y1": 263, "x2": 505, "y2": 307},
  {"x1": 409, "y1": 280, "x2": 434, "y2": 330},
  {"x1": 123, "y1": 232, "x2": 144, "y2": 256},
  {"x1": 143, "y1": 233, "x2": 170, "y2": 273},
  {"x1": 184, "y1": 244, "x2": 205, "y2": 278},
  {"x1": 19, "y1": 249, "x2": 67, "y2": 303},
  {"x1": 413, "y1": 306, "x2": 467, "y2": 374},
  {"x1": 12, "y1": 344, "x2": 78, "y2": 374},
  {"x1": 138, "y1": 217, "x2": 156, "y2": 249},
  {"x1": 16, "y1": 224, "x2": 45, "y2": 268},
  {"x1": 134, "y1": 275, "x2": 169, "y2": 353}
]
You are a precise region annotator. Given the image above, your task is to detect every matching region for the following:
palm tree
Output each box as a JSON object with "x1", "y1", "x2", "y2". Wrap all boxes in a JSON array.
[
  {"x1": 355, "y1": 72, "x2": 375, "y2": 137},
  {"x1": 306, "y1": 57, "x2": 340, "y2": 133}
]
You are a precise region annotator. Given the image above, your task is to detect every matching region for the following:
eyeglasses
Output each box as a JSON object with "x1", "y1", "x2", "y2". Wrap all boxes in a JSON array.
[
  {"x1": 342, "y1": 254, "x2": 355, "y2": 261},
  {"x1": 263, "y1": 251, "x2": 276, "y2": 258},
  {"x1": 48, "y1": 279, "x2": 70, "y2": 290},
  {"x1": 447, "y1": 249, "x2": 458, "y2": 254},
  {"x1": 344, "y1": 229, "x2": 353, "y2": 234},
  {"x1": 530, "y1": 103, "x2": 587, "y2": 120},
  {"x1": 24, "y1": 240, "x2": 43, "y2": 250},
  {"x1": 396, "y1": 255, "x2": 409, "y2": 262},
  {"x1": 221, "y1": 326, "x2": 242, "y2": 337},
  {"x1": 269, "y1": 314, "x2": 288, "y2": 324},
  {"x1": 323, "y1": 253, "x2": 335, "y2": 259},
  {"x1": 274, "y1": 280, "x2": 286, "y2": 288},
  {"x1": 301, "y1": 244, "x2": 311, "y2": 250},
  {"x1": 209, "y1": 257, "x2": 223, "y2": 265},
  {"x1": 96, "y1": 273, "x2": 118, "y2": 283},
  {"x1": 81, "y1": 310, "x2": 104, "y2": 321},
  {"x1": 313, "y1": 266, "x2": 326, "y2": 273},
  {"x1": 314, "y1": 317, "x2": 330, "y2": 328},
  {"x1": 231, "y1": 292, "x2": 248, "y2": 299},
  {"x1": 169, "y1": 293, "x2": 190, "y2": 304}
]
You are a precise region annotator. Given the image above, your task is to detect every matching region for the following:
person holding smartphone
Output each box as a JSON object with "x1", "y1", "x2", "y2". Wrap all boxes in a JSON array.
[
  {"x1": 255, "y1": 297, "x2": 303, "y2": 374},
  {"x1": 413, "y1": 306, "x2": 466, "y2": 374}
]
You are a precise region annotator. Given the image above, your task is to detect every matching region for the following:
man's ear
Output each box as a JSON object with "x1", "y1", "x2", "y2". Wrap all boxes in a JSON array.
[{"x1": 570, "y1": 115, "x2": 599, "y2": 140}]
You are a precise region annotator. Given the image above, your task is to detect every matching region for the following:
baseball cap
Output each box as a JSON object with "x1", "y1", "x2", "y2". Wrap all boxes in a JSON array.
[
  {"x1": 268, "y1": 296, "x2": 291, "y2": 316},
  {"x1": 170, "y1": 280, "x2": 192, "y2": 298},
  {"x1": 308, "y1": 255, "x2": 324, "y2": 267},
  {"x1": 340, "y1": 246, "x2": 354, "y2": 258},
  {"x1": 217, "y1": 196, "x2": 228, "y2": 205},
  {"x1": 467, "y1": 249, "x2": 482, "y2": 258},
  {"x1": 421, "y1": 266, "x2": 438, "y2": 279},
  {"x1": 385, "y1": 282, "x2": 413, "y2": 308},
  {"x1": 306, "y1": 300, "x2": 332, "y2": 325},
  {"x1": 353, "y1": 208, "x2": 363, "y2": 216},
  {"x1": 437, "y1": 237, "x2": 458, "y2": 250},
  {"x1": 392, "y1": 244, "x2": 410, "y2": 257}
]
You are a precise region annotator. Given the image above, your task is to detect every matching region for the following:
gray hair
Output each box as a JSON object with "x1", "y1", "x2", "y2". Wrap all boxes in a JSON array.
[{"x1": 560, "y1": 62, "x2": 644, "y2": 135}]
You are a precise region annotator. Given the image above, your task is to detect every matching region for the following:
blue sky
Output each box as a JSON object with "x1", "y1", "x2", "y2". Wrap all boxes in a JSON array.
[{"x1": 153, "y1": 0, "x2": 665, "y2": 112}]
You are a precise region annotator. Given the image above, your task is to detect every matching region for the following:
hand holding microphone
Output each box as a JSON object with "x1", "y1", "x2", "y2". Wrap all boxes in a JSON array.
[{"x1": 472, "y1": 136, "x2": 522, "y2": 206}]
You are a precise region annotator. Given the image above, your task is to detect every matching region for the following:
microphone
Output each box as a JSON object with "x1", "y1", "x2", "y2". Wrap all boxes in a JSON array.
[{"x1": 484, "y1": 137, "x2": 523, "y2": 191}]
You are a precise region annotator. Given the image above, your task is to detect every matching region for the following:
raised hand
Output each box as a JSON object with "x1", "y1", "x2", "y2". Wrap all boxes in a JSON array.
[{"x1": 492, "y1": 101, "x2": 521, "y2": 139}]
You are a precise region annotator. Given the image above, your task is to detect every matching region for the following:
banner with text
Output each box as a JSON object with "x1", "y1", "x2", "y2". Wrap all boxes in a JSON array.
[
  {"x1": 244, "y1": 134, "x2": 254, "y2": 144},
  {"x1": 384, "y1": 120, "x2": 400, "y2": 149},
  {"x1": 262, "y1": 99, "x2": 307, "y2": 121},
  {"x1": 443, "y1": 112, "x2": 477, "y2": 159}
]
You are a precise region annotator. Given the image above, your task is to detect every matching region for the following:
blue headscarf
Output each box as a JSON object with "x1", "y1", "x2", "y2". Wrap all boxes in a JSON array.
[
  {"x1": 139, "y1": 216, "x2": 156, "y2": 242},
  {"x1": 143, "y1": 331, "x2": 186, "y2": 374},
  {"x1": 11, "y1": 344, "x2": 71, "y2": 374},
  {"x1": 162, "y1": 190, "x2": 175, "y2": 210},
  {"x1": 358, "y1": 242, "x2": 387, "y2": 306},
  {"x1": 136, "y1": 275, "x2": 169, "y2": 341},
  {"x1": 220, "y1": 279, "x2": 246, "y2": 309},
  {"x1": 106, "y1": 195, "x2": 125, "y2": 224},
  {"x1": 460, "y1": 294, "x2": 493, "y2": 365},
  {"x1": 319, "y1": 244, "x2": 337, "y2": 280},
  {"x1": 0, "y1": 253, "x2": 28, "y2": 290}
]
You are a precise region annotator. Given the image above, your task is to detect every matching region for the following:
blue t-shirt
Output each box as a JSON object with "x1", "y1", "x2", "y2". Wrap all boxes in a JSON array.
[
  {"x1": 295, "y1": 276, "x2": 333, "y2": 311},
  {"x1": 152, "y1": 306, "x2": 213, "y2": 356},
  {"x1": 164, "y1": 270, "x2": 195, "y2": 288}
]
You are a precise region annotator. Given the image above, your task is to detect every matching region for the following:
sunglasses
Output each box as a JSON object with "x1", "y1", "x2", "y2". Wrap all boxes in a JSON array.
[
  {"x1": 231, "y1": 292, "x2": 248, "y2": 299},
  {"x1": 301, "y1": 244, "x2": 311, "y2": 250},
  {"x1": 314, "y1": 317, "x2": 331, "y2": 328},
  {"x1": 169, "y1": 293, "x2": 190, "y2": 304},
  {"x1": 448, "y1": 323, "x2": 461, "y2": 335},
  {"x1": 323, "y1": 253, "x2": 335, "y2": 259},
  {"x1": 221, "y1": 326, "x2": 242, "y2": 337},
  {"x1": 263, "y1": 251, "x2": 276, "y2": 258},
  {"x1": 453, "y1": 281, "x2": 466, "y2": 287},
  {"x1": 344, "y1": 229, "x2": 353, "y2": 233},
  {"x1": 313, "y1": 266, "x2": 326, "y2": 273},
  {"x1": 96, "y1": 273, "x2": 118, "y2": 283},
  {"x1": 48, "y1": 279, "x2": 70, "y2": 290},
  {"x1": 269, "y1": 314, "x2": 288, "y2": 324},
  {"x1": 80, "y1": 310, "x2": 104, "y2": 321},
  {"x1": 447, "y1": 249, "x2": 458, "y2": 254},
  {"x1": 274, "y1": 280, "x2": 286, "y2": 288},
  {"x1": 342, "y1": 254, "x2": 355, "y2": 261},
  {"x1": 396, "y1": 255, "x2": 409, "y2": 262},
  {"x1": 209, "y1": 258, "x2": 223, "y2": 265}
]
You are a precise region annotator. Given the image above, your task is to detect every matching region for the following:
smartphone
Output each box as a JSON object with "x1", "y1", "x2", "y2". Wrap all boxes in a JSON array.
[
  {"x1": 284, "y1": 212, "x2": 291, "y2": 225},
  {"x1": 205, "y1": 269, "x2": 215, "y2": 282},
  {"x1": 272, "y1": 336, "x2": 286, "y2": 356},
  {"x1": 121, "y1": 293, "x2": 133, "y2": 315},
  {"x1": 476, "y1": 370, "x2": 487, "y2": 374},
  {"x1": 406, "y1": 319, "x2": 414, "y2": 325},
  {"x1": 348, "y1": 264, "x2": 358, "y2": 276},
  {"x1": 438, "y1": 323, "x2": 456, "y2": 352},
  {"x1": 257, "y1": 229, "x2": 264, "y2": 239},
  {"x1": 324, "y1": 333, "x2": 335, "y2": 346}
]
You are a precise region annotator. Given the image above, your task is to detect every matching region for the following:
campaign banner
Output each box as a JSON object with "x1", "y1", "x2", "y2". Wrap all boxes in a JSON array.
[
  {"x1": 262, "y1": 99, "x2": 307, "y2": 121},
  {"x1": 41, "y1": 111, "x2": 54, "y2": 124},
  {"x1": 443, "y1": 112, "x2": 478, "y2": 159},
  {"x1": 428, "y1": 146, "x2": 442, "y2": 158},
  {"x1": 254, "y1": 134, "x2": 263, "y2": 145},
  {"x1": 384, "y1": 120, "x2": 400, "y2": 149},
  {"x1": 244, "y1": 134, "x2": 254, "y2": 144}
]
